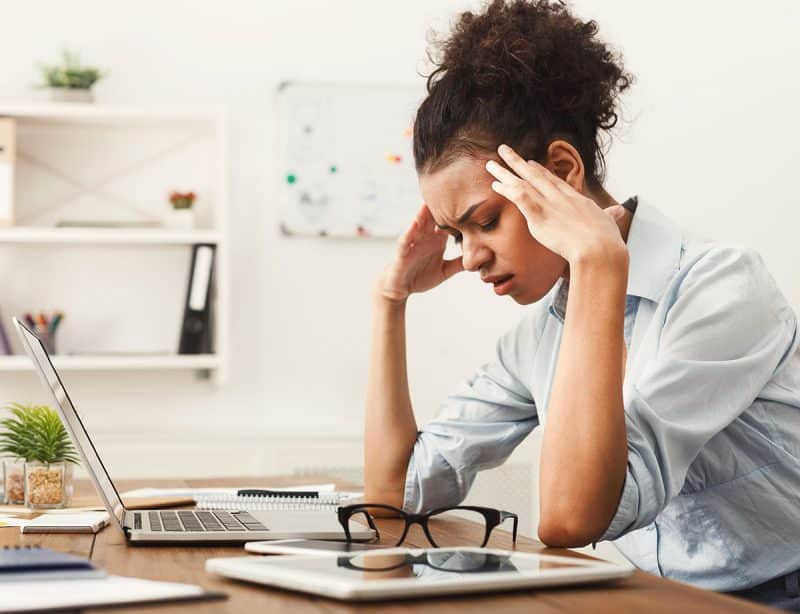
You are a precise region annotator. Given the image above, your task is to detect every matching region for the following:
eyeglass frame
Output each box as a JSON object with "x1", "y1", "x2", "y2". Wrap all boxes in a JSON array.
[{"x1": 337, "y1": 503, "x2": 519, "y2": 548}]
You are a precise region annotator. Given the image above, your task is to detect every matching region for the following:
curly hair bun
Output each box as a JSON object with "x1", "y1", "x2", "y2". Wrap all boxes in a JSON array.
[{"x1": 414, "y1": 0, "x2": 633, "y2": 184}]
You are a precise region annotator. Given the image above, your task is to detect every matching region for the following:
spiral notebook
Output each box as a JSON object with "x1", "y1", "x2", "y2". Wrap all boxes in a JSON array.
[{"x1": 195, "y1": 490, "x2": 347, "y2": 512}]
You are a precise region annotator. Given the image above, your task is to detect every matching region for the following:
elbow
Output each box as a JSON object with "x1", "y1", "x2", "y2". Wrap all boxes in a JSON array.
[
  {"x1": 537, "y1": 511, "x2": 605, "y2": 549},
  {"x1": 537, "y1": 521, "x2": 597, "y2": 549}
]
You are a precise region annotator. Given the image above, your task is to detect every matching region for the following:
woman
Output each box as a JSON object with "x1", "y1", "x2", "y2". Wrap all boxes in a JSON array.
[{"x1": 364, "y1": 0, "x2": 800, "y2": 609}]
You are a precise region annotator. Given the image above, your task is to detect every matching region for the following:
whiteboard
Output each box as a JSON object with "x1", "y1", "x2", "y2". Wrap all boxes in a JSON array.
[{"x1": 276, "y1": 82, "x2": 425, "y2": 238}]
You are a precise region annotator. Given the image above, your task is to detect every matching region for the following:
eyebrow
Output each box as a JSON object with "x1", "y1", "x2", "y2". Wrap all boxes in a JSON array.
[{"x1": 435, "y1": 200, "x2": 487, "y2": 231}]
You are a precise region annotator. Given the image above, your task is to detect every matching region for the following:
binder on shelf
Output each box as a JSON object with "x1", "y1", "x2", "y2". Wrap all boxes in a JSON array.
[
  {"x1": 0, "y1": 117, "x2": 15, "y2": 227},
  {"x1": 178, "y1": 243, "x2": 215, "y2": 354},
  {"x1": 0, "y1": 307, "x2": 11, "y2": 355}
]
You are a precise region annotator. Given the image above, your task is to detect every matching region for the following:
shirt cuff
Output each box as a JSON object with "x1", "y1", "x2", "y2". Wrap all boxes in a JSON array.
[
  {"x1": 402, "y1": 451, "x2": 421, "y2": 513},
  {"x1": 599, "y1": 470, "x2": 639, "y2": 541}
]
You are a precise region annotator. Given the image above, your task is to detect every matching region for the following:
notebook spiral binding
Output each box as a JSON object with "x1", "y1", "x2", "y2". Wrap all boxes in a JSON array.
[{"x1": 194, "y1": 493, "x2": 342, "y2": 511}]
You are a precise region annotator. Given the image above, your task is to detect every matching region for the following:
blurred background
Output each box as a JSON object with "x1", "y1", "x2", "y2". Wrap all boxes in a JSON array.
[{"x1": 0, "y1": 0, "x2": 798, "y2": 551}]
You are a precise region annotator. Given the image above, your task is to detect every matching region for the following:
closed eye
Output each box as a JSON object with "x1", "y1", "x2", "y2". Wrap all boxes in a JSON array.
[
  {"x1": 451, "y1": 217, "x2": 497, "y2": 244},
  {"x1": 479, "y1": 217, "x2": 499, "y2": 231}
]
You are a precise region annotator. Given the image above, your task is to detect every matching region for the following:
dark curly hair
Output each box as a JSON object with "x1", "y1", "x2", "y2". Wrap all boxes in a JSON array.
[{"x1": 413, "y1": 0, "x2": 633, "y2": 188}]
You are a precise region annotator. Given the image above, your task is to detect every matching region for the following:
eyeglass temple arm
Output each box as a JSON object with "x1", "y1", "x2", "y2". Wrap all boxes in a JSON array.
[
  {"x1": 339, "y1": 507, "x2": 381, "y2": 542},
  {"x1": 500, "y1": 511, "x2": 519, "y2": 543},
  {"x1": 363, "y1": 512, "x2": 380, "y2": 540}
]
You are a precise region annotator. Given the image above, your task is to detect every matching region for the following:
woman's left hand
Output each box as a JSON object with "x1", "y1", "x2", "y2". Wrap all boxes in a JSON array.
[{"x1": 486, "y1": 144, "x2": 627, "y2": 266}]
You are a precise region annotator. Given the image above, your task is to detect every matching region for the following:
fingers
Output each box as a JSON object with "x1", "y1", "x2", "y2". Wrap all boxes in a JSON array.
[
  {"x1": 488, "y1": 179, "x2": 540, "y2": 213},
  {"x1": 442, "y1": 256, "x2": 464, "y2": 279},
  {"x1": 398, "y1": 203, "x2": 446, "y2": 256},
  {"x1": 496, "y1": 144, "x2": 561, "y2": 199},
  {"x1": 484, "y1": 157, "x2": 524, "y2": 186},
  {"x1": 397, "y1": 218, "x2": 418, "y2": 255},
  {"x1": 486, "y1": 160, "x2": 544, "y2": 214}
]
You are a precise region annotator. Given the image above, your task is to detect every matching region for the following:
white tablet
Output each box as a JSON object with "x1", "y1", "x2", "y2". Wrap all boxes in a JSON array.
[
  {"x1": 206, "y1": 547, "x2": 633, "y2": 601},
  {"x1": 245, "y1": 539, "x2": 386, "y2": 556}
]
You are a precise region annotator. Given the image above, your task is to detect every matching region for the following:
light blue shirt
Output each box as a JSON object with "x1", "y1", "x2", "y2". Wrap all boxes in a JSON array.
[{"x1": 402, "y1": 200, "x2": 800, "y2": 591}]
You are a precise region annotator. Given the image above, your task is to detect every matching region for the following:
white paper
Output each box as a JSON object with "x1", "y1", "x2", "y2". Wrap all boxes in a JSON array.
[
  {"x1": 0, "y1": 575, "x2": 205, "y2": 612},
  {"x1": 23, "y1": 511, "x2": 109, "y2": 530},
  {"x1": 0, "y1": 504, "x2": 105, "y2": 514},
  {"x1": 0, "y1": 514, "x2": 30, "y2": 527}
]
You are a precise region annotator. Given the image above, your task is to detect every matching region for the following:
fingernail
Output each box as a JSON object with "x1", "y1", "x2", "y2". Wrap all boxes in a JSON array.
[
  {"x1": 485, "y1": 160, "x2": 495, "y2": 170},
  {"x1": 498, "y1": 144, "x2": 509, "y2": 154}
]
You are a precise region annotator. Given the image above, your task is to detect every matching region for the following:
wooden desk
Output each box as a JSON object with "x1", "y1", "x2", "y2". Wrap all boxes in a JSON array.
[{"x1": 0, "y1": 476, "x2": 774, "y2": 613}]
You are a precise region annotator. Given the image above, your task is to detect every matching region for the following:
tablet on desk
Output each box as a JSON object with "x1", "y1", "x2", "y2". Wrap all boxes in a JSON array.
[
  {"x1": 245, "y1": 539, "x2": 386, "y2": 556},
  {"x1": 206, "y1": 547, "x2": 634, "y2": 601}
]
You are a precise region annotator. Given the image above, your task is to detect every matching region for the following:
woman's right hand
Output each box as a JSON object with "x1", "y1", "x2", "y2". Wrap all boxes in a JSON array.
[{"x1": 376, "y1": 203, "x2": 464, "y2": 303}]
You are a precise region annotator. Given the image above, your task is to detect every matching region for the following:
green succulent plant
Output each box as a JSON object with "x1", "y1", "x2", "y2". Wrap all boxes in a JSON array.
[
  {"x1": 39, "y1": 49, "x2": 104, "y2": 90},
  {"x1": 0, "y1": 403, "x2": 79, "y2": 465}
]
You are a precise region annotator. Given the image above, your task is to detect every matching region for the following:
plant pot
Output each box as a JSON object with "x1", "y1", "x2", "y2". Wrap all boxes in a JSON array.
[
  {"x1": 164, "y1": 207, "x2": 195, "y2": 230},
  {"x1": 2, "y1": 459, "x2": 25, "y2": 504},
  {"x1": 24, "y1": 461, "x2": 72, "y2": 509},
  {"x1": 49, "y1": 87, "x2": 94, "y2": 103}
]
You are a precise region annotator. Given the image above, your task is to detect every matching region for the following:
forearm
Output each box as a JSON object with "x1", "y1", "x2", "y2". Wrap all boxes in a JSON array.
[
  {"x1": 363, "y1": 289, "x2": 419, "y2": 506},
  {"x1": 539, "y1": 248, "x2": 629, "y2": 546}
]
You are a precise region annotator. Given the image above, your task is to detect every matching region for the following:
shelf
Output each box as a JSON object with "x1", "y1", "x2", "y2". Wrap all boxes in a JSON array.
[
  {"x1": 0, "y1": 227, "x2": 220, "y2": 245},
  {"x1": 0, "y1": 354, "x2": 220, "y2": 372},
  {"x1": 0, "y1": 103, "x2": 221, "y2": 125}
]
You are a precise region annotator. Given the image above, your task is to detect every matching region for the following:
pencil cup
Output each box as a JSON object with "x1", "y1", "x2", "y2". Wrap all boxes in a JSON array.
[{"x1": 38, "y1": 330, "x2": 57, "y2": 355}]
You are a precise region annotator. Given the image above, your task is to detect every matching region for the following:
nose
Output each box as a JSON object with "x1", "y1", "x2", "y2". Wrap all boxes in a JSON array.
[{"x1": 460, "y1": 234, "x2": 492, "y2": 273}]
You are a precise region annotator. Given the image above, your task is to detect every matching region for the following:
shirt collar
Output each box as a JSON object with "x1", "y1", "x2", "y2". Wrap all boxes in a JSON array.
[
  {"x1": 624, "y1": 198, "x2": 683, "y2": 302},
  {"x1": 548, "y1": 198, "x2": 683, "y2": 321}
]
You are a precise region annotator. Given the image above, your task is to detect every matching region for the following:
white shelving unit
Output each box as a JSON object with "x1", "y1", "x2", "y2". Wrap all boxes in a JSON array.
[
  {"x1": 0, "y1": 103, "x2": 229, "y2": 382},
  {"x1": 0, "y1": 227, "x2": 221, "y2": 245},
  {"x1": 0, "y1": 354, "x2": 220, "y2": 372}
]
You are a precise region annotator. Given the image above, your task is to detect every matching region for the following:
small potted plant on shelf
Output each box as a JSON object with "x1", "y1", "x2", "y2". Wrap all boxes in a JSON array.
[
  {"x1": 0, "y1": 403, "x2": 79, "y2": 508},
  {"x1": 167, "y1": 190, "x2": 197, "y2": 230},
  {"x1": 38, "y1": 49, "x2": 104, "y2": 103}
]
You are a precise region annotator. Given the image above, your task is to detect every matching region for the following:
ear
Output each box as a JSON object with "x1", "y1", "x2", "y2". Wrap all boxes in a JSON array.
[{"x1": 544, "y1": 140, "x2": 586, "y2": 193}]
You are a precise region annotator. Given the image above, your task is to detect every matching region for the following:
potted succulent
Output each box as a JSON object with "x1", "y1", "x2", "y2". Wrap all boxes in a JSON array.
[
  {"x1": 38, "y1": 49, "x2": 104, "y2": 103},
  {"x1": 0, "y1": 403, "x2": 79, "y2": 508},
  {"x1": 166, "y1": 190, "x2": 197, "y2": 230}
]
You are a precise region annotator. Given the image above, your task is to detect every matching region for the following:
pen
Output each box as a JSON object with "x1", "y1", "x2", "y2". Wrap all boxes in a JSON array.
[
  {"x1": 49, "y1": 312, "x2": 63, "y2": 335},
  {"x1": 37, "y1": 313, "x2": 48, "y2": 333},
  {"x1": 24, "y1": 313, "x2": 36, "y2": 329}
]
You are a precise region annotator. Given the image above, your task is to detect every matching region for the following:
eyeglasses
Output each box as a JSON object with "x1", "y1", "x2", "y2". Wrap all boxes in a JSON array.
[{"x1": 337, "y1": 503, "x2": 518, "y2": 548}]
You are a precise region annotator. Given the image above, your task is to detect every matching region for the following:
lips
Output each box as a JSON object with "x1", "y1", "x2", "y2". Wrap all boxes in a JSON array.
[
  {"x1": 482, "y1": 273, "x2": 515, "y2": 296},
  {"x1": 483, "y1": 274, "x2": 513, "y2": 286}
]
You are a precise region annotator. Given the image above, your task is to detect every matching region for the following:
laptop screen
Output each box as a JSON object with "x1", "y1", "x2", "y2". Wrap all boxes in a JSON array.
[{"x1": 13, "y1": 318, "x2": 126, "y2": 530}]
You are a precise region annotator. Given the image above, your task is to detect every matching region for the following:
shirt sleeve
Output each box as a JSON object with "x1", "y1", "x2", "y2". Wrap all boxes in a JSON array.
[
  {"x1": 403, "y1": 315, "x2": 541, "y2": 513},
  {"x1": 601, "y1": 247, "x2": 798, "y2": 540}
]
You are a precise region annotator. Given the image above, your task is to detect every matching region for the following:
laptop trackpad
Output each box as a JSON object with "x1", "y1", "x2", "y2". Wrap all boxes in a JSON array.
[{"x1": 250, "y1": 511, "x2": 341, "y2": 532}]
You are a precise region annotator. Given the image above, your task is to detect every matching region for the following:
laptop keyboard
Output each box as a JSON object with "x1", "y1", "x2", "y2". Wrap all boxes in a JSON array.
[{"x1": 140, "y1": 510, "x2": 267, "y2": 532}]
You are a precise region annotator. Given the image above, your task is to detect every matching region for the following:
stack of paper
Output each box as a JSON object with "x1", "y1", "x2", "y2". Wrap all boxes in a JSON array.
[{"x1": 0, "y1": 576, "x2": 225, "y2": 612}]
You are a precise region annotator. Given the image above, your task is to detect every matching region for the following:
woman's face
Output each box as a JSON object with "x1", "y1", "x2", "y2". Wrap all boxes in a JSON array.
[{"x1": 419, "y1": 156, "x2": 567, "y2": 305}]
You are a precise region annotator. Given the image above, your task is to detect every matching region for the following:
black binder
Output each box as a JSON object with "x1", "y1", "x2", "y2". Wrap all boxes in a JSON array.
[{"x1": 178, "y1": 244, "x2": 215, "y2": 354}]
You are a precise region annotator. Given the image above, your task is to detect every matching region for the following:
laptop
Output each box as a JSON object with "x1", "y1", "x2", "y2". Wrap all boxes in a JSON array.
[{"x1": 13, "y1": 317, "x2": 374, "y2": 544}]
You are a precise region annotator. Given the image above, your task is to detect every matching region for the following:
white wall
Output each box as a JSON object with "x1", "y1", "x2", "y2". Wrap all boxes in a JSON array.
[{"x1": 0, "y1": 0, "x2": 798, "y2": 513}]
